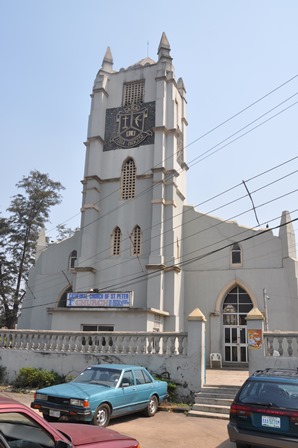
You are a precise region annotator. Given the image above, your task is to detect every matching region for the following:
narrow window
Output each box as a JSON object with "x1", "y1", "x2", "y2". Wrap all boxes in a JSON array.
[
  {"x1": 131, "y1": 225, "x2": 141, "y2": 256},
  {"x1": 112, "y1": 227, "x2": 121, "y2": 255},
  {"x1": 121, "y1": 158, "x2": 136, "y2": 199},
  {"x1": 69, "y1": 250, "x2": 77, "y2": 269},
  {"x1": 231, "y1": 243, "x2": 241, "y2": 265}
]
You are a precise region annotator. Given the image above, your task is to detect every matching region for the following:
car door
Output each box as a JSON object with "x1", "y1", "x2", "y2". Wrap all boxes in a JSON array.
[
  {"x1": 133, "y1": 368, "x2": 154, "y2": 410},
  {"x1": 113, "y1": 370, "x2": 138, "y2": 416}
]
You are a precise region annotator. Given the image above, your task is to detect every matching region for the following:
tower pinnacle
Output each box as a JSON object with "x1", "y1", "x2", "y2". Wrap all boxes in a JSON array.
[
  {"x1": 101, "y1": 46, "x2": 113, "y2": 72},
  {"x1": 157, "y1": 32, "x2": 172, "y2": 62}
]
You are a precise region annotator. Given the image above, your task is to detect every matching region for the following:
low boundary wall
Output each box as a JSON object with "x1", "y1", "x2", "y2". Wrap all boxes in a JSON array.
[{"x1": 0, "y1": 308, "x2": 206, "y2": 401}]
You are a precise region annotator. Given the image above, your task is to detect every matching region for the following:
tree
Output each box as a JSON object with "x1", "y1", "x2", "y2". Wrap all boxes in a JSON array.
[
  {"x1": 55, "y1": 224, "x2": 79, "y2": 242},
  {"x1": 0, "y1": 170, "x2": 64, "y2": 328}
]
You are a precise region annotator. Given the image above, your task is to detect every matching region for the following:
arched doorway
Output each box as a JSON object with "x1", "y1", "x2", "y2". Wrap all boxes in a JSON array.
[{"x1": 222, "y1": 286, "x2": 253, "y2": 363}]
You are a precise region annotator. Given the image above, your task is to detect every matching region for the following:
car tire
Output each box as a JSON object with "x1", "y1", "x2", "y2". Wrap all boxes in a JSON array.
[
  {"x1": 92, "y1": 404, "x2": 111, "y2": 427},
  {"x1": 235, "y1": 444, "x2": 250, "y2": 448},
  {"x1": 144, "y1": 395, "x2": 158, "y2": 417}
]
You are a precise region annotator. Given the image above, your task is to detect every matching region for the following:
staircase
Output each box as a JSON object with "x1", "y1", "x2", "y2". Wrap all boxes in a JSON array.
[{"x1": 188, "y1": 384, "x2": 240, "y2": 420}]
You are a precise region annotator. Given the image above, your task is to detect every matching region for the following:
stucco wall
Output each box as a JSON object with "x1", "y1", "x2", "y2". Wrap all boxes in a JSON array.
[{"x1": 0, "y1": 349, "x2": 198, "y2": 402}]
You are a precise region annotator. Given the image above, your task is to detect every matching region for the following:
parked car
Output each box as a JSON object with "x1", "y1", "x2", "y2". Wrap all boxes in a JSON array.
[
  {"x1": 228, "y1": 368, "x2": 298, "y2": 447},
  {"x1": 0, "y1": 394, "x2": 141, "y2": 448},
  {"x1": 31, "y1": 364, "x2": 168, "y2": 427}
]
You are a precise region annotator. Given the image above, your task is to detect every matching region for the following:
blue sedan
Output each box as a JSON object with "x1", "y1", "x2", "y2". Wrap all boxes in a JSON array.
[{"x1": 31, "y1": 364, "x2": 168, "y2": 427}]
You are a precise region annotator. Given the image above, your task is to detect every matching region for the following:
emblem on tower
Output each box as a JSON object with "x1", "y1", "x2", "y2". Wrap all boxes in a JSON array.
[{"x1": 111, "y1": 104, "x2": 153, "y2": 149}]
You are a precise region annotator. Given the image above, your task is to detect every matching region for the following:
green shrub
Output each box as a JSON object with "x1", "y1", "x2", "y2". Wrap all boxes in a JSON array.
[
  {"x1": 14, "y1": 367, "x2": 65, "y2": 389},
  {"x1": 154, "y1": 375, "x2": 177, "y2": 401}
]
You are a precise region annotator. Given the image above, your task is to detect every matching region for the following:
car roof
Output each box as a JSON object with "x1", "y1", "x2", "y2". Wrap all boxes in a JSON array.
[
  {"x1": 250, "y1": 368, "x2": 298, "y2": 382},
  {"x1": 88, "y1": 364, "x2": 145, "y2": 370}
]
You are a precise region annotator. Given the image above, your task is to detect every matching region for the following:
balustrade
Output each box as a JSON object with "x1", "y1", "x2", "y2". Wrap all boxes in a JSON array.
[
  {"x1": 264, "y1": 331, "x2": 298, "y2": 357},
  {"x1": 0, "y1": 330, "x2": 187, "y2": 356}
]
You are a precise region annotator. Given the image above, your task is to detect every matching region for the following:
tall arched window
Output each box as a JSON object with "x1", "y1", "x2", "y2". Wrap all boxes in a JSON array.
[
  {"x1": 112, "y1": 226, "x2": 121, "y2": 255},
  {"x1": 68, "y1": 250, "x2": 77, "y2": 269},
  {"x1": 222, "y1": 286, "x2": 253, "y2": 326},
  {"x1": 231, "y1": 243, "x2": 241, "y2": 265},
  {"x1": 121, "y1": 158, "x2": 136, "y2": 199},
  {"x1": 131, "y1": 225, "x2": 141, "y2": 256}
]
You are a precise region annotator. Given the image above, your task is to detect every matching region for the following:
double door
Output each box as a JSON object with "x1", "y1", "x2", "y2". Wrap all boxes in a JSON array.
[{"x1": 224, "y1": 326, "x2": 248, "y2": 363}]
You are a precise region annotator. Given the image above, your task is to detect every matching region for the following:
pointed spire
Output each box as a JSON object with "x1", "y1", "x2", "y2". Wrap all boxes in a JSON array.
[
  {"x1": 279, "y1": 210, "x2": 297, "y2": 259},
  {"x1": 157, "y1": 32, "x2": 172, "y2": 62},
  {"x1": 36, "y1": 227, "x2": 47, "y2": 260},
  {"x1": 101, "y1": 47, "x2": 113, "y2": 73}
]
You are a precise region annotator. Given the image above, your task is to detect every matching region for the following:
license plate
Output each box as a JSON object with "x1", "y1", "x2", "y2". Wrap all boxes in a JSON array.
[
  {"x1": 49, "y1": 410, "x2": 60, "y2": 418},
  {"x1": 262, "y1": 416, "x2": 281, "y2": 428}
]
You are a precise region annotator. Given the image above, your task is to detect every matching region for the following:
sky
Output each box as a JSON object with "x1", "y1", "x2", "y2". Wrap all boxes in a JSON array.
[{"x1": 1, "y1": 1, "x2": 298, "y2": 243}]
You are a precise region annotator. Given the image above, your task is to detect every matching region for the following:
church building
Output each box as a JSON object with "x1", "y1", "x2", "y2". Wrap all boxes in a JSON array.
[{"x1": 19, "y1": 33, "x2": 298, "y2": 365}]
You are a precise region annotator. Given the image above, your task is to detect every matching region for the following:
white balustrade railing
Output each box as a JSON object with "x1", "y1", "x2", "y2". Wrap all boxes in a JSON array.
[
  {"x1": 264, "y1": 331, "x2": 298, "y2": 357},
  {"x1": 0, "y1": 330, "x2": 187, "y2": 356}
]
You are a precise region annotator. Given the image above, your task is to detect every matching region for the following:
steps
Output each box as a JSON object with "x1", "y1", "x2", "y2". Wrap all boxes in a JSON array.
[{"x1": 188, "y1": 385, "x2": 240, "y2": 420}]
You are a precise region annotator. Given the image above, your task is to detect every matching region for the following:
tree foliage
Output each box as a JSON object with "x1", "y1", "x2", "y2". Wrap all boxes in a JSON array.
[
  {"x1": 0, "y1": 170, "x2": 64, "y2": 328},
  {"x1": 55, "y1": 224, "x2": 79, "y2": 242}
]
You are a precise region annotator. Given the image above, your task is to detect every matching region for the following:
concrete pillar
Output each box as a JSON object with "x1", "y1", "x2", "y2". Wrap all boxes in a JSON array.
[
  {"x1": 246, "y1": 307, "x2": 265, "y2": 376},
  {"x1": 188, "y1": 308, "x2": 206, "y2": 389}
]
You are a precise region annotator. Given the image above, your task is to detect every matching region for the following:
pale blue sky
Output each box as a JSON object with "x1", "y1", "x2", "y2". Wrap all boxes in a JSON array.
[{"x1": 1, "y1": 1, "x2": 297, "y2": 241}]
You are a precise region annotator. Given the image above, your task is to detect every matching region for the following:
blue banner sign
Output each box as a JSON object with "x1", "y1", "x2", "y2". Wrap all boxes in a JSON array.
[{"x1": 66, "y1": 292, "x2": 132, "y2": 308}]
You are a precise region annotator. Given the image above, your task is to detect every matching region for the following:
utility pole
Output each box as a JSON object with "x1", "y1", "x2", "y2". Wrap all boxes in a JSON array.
[{"x1": 263, "y1": 288, "x2": 269, "y2": 331}]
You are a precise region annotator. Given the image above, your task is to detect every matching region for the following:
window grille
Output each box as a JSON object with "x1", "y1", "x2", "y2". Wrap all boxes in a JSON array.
[
  {"x1": 112, "y1": 227, "x2": 121, "y2": 255},
  {"x1": 131, "y1": 225, "x2": 141, "y2": 255},
  {"x1": 121, "y1": 158, "x2": 136, "y2": 199},
  {"x1": 123, "y1": 80, "x2": 144, "y2": 106}
]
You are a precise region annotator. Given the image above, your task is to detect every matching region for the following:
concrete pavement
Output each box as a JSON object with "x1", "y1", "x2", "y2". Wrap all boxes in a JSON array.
[{"x1": 205, "y1": 367, "x2": 249, "y2": 387}]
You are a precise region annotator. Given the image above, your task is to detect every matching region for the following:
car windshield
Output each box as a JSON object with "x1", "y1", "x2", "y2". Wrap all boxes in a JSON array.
[
  {"x1": 239, "y1": 380, "x2": 298, "y2": 409},
  {"x1": 73, "y1": 367, "x2": 122, "y2": 388}
]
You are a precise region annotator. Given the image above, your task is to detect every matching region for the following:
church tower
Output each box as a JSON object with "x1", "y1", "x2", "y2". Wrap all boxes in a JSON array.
[{"x1": 73, "y1": 33, "x2": 188, "y2": 331}]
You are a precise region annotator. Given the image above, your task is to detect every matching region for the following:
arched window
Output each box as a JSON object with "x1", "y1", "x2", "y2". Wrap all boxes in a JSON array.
[
  {"x1": 112, "y1": 226, "x2": 121, "y2": 255},
  {"x1": 69, "y1": 250, "x2": 77, "y2": 269},
  {"x1": 131, "y1": 225, "x2": 141, "y2": 256},
  {"x1": 121, "y1": 158, "x2": 136, "y2": 199},
  {"x1": 231, "y1": 243, "x2": 241, "y2": 265},
  {"x1": 222, "y1": 286, "x2": 253, "y2": 326}
]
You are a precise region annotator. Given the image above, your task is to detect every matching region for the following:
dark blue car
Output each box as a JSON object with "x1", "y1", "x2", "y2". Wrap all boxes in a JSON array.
[
  {"x1": 228, "y1": 368, "x2": 298, "y2": 447},
  {"x1": 31, "y1": 364, "x2": 168, "y2": 427}
]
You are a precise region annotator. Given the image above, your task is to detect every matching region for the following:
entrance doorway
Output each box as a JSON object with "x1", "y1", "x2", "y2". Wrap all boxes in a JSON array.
[
  {"x1": 224, "y1": 326, "x2": 248, "y2": 362},
  {"x1": 222, "y1": 286, "x2": 253, "y2": 363}
]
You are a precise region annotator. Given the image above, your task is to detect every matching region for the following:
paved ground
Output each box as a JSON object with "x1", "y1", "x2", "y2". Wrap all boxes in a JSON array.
[{"x1": 1, "y1": 368, "x2": 249, "y2": 448}]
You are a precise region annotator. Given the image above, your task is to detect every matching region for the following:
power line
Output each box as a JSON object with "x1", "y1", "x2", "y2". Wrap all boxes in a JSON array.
[
  {"x1": 21, "y1": 214, "x2": 298, "y2": 311},
  {"x1": 44, "y1": 74, "x2": 298, "y2": 237},
  {"x1": 31, "y1": 157, "x2": 298, "y2": 287}
]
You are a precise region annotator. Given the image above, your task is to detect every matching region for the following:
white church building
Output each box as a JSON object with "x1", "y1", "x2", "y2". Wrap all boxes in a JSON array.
[{"x1": 19, "y1": 33, "x2": 298, "y2": 366}]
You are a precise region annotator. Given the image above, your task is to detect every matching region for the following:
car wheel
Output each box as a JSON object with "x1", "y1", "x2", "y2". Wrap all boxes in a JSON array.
[
  {"x1": 144, "y1": 395, "x2": 158, "y2": 417},
  {"x1": 235, "y1": 444, "x2": 250, "y2": 448},
  {"x1": 92, "y1": 404, "x2": 111, "y2": 427}
]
